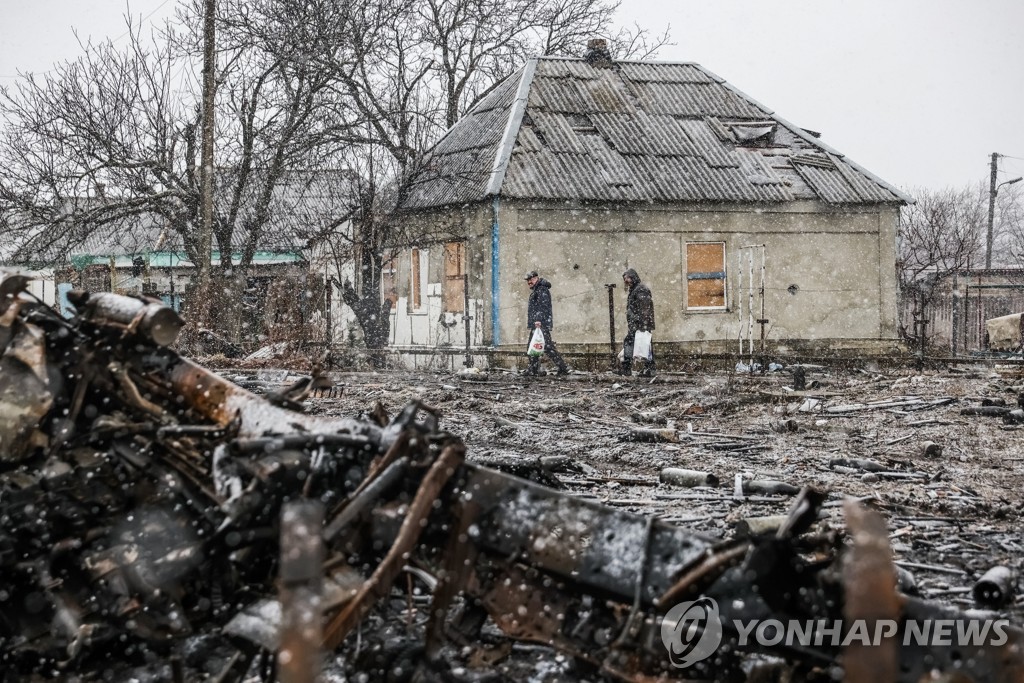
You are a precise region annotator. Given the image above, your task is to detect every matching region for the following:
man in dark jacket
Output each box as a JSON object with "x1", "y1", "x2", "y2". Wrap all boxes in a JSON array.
[
  {"x1": 620, "y1": 268, "x2": 656, "y2": 377},
  {"x1": 524, "y1": 271, "x2": 570, "y2": 376}
]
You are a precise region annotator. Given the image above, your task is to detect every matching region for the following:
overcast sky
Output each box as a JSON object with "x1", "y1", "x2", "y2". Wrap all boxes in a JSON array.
[{"x1": 2, "y1": 0, "x2": 1022, "y2": 193}]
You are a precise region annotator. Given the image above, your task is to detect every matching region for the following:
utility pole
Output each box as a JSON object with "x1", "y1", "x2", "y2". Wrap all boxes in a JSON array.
[
  {"x1": 985, "y1": 153, "x2": 1023, "y2": 269},
  {"x1": 986, "y1": 152, "x2": 998, "y2": 269},
  {"x1": 198, "y1": 0, "x2": 216, "y2": 321}
]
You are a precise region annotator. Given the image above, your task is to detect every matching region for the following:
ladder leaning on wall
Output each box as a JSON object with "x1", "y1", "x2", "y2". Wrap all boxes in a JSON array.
[{"x1": 736, "y1": 244, "x2": 767, "y2": 363}]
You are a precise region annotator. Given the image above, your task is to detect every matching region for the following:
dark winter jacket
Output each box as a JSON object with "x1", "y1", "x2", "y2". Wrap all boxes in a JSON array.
[
  {"x1": 527, "y1": 278, "x2": 555, "y2": 330},
  {"x1": 624, "y1": 268, "x2": 655, "y2": 332}
]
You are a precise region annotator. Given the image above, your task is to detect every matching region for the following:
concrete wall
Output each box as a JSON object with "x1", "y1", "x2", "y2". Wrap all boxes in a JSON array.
[
  {"x1": 490, "y1": 199, "x2": 899, "y2": 352},
  {"x1": 367, "y1": 199, "x2": 901, "y2": 361},
  {"x1": 375, "y1": 205, "x2": 491, "y2": 351}
]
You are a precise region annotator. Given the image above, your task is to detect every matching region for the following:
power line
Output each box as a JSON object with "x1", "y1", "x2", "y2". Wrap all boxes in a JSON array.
[{"x1": 109, "y1": 0, "x2": 176, "y2": 44}]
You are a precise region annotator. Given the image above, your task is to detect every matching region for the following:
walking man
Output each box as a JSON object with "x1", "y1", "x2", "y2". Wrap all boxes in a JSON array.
[
  {"x1": 524, "y1": 271, "x2": 570, "y2": 376},
  {"x1": 619, "y1": 267, "x2": 656, "y2": 377}
]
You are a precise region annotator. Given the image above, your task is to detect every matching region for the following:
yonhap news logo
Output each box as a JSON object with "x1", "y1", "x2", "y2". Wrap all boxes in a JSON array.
[
  {"x1": 660, "y1": 597, "x2": 723, "y2": 668},
  {"x1": 660, "y1": 597, "x2": 1012, "y2": 668}
]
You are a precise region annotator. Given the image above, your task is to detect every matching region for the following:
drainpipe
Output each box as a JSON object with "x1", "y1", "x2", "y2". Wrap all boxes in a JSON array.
[{"x1": 491, "y1": 196, "x2": 500, "y2": 347}]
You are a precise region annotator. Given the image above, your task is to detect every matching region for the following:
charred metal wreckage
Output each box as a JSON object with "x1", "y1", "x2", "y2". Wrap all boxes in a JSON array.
[{"x1": 0, "y1": 278, "x2": 1021, "y2": 682}]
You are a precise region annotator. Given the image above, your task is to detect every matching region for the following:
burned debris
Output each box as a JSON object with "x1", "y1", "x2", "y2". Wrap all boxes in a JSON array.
[{"x1": 0, "y1": 283, "x2": 1023, "y2": 682}]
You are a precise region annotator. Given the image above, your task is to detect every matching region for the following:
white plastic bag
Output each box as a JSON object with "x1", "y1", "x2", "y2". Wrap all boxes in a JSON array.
[
  {"x1": 527, "y1": 327, "x2": 545, "y2": 356},
  {"x1": 632, "y1": 330, "x2": 652, "y2": 360}
]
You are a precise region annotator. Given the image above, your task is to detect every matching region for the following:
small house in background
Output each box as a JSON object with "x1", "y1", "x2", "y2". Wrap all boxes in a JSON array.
[
  {"x1": 8, "y1": 171, "x2": 359, "y2": 350},
  {"x1": 389, "y1": 40, "x2": 911, "y2": 363},
  {"x1": 918, "y1": 268, "x2": 1024, "y2": 354}
]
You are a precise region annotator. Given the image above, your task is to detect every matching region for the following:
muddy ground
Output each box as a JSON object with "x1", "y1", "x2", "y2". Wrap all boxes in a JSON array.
[{"x1": 220, "y1": 360, "x2": 1024, "y2": 680}]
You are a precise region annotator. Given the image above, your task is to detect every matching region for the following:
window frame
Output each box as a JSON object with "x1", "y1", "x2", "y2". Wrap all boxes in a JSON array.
[
  {"x1": 409, "y1": 247, "x2": 429, "y2": 314},
  {"x1": 442, "y1": 241, "x2": 466, "y2": 313},
  {"x1": 685, "y1": 241, "x2": 728, "y2": 311},
  {"x1": 410, "y1": 248, "x2": 421, "y2": 311}
]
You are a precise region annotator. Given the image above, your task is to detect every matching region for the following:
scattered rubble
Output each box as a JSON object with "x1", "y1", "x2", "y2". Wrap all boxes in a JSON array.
[{"x1": 1, "y1": 281, "x2": 1023, "y2": 682}]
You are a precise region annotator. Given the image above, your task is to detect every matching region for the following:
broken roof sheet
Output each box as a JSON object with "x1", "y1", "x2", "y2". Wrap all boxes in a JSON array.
[{"x1": 401, "y1": 57, "x2": 909, "y2": 210}]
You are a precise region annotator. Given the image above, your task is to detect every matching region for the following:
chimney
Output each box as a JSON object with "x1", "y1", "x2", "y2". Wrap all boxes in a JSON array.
[{"x1": 584, "y1": 38, "x2": 613, "y2": 68}]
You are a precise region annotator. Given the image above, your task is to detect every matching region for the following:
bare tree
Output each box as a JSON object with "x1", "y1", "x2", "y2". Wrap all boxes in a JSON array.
[
  {"x1": 0, "y1": 6, "x2": 367, "y2": 342},
  {"x1": 995, "y1": 182, "x2": 1024, "y2": 265},
  {"x1": 416, "y1": 0, "x2": 669, "y2": 127},
  {"x1": 897, "y1": 184, "x2": 987, "y2": 346},
  {"x1": 0, "y1": 0, "x2": 669, "y2": 356},
  {"x1": 306, "y1": 0, "x2": 671, "y2": 352}
]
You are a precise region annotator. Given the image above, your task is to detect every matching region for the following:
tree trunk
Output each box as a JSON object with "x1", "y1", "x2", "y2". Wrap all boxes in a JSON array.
[{"x1": 340, "y1": 281, "x2": 391, "y2": 368}]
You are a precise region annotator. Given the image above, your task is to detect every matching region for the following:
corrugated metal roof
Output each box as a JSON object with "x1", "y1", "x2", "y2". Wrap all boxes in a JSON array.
[
  {"x1": 529, "y1": 110, "x2": 589, "y2": 154},
  {"x1": 632, "y1": 81, "x2": 769, "y2": 119},
  {"x1": 616, "y1": 62, "x2": 712, "y2": 83},
  {"x1": 792, "y1": 161, "x2": 858, "y2": 204},
  {"x1": 12, "y1": 170, "x2": 355, "y2": 263},
  {"x1": 400, "y1": 57, "x2": 907, "y2": 210},
  {"x1": 676, "y1": 119, "x2": 740, "y2": 169}
]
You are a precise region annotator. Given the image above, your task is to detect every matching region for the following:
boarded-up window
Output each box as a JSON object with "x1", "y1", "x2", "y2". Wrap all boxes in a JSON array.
[
  {"x1": 686, "y1": 242, "x2": 727, "y2": 309},
  {"x1": 443, "y1": 242, "x2": 466, "y2": 313},
  {"x1": 381, "y1": 257, "x2": 398, "y2": 308},
  {"x1": 410, "y1": 248, "x2": 422, "y2": 310}
]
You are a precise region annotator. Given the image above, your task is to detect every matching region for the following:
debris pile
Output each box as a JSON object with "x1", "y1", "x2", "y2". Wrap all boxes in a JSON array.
[{"x1": 0, "y1": 281, "x2": 1022, "y2": 681}]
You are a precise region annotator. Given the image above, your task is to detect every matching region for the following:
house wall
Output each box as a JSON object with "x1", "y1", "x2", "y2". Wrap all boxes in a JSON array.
[
  {"x1": 487, "y1": 199, "x2": 900, "y2": 353},
  {"x1": 376, "y1": 207, "x2": 491, "y2": 353},
  {"x1": 385, "y1": 199, "x2": 900, "y2": 361},
  {"x1": 22, "y1": 269, "x2": 57, "y2": 306},
  {"x1": 306, "y1": 240, "x2": 359, "y2": 346}
]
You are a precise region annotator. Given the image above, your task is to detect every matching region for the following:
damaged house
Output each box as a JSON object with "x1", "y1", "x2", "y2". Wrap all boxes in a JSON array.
[{"x1": 386, "y1": 40, "x2": 911, "y2": 361}]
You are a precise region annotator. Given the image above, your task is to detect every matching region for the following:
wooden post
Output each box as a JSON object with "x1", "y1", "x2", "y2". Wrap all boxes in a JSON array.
[{"x1": 605, "y1": 283, "x2": 617, "y2": 370}]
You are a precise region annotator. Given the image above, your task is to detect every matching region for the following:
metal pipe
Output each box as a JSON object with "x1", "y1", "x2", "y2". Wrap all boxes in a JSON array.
[
  {"x1": 166, "y1": 356, "x2": 382, "y2": 441},
  {"x1": 323, "y1": 456, "x2": 409, "y2": 541},
  {"x1": 490, "y1": 196, "x2": 501, "y2": 347},
  {"x1": 463, "y1": 273, "x2": 472, "y2": 367},
  {"x1": 973, "y1": 565, "x2": 1016, "y2": 608},
  {"x1": 659, "y1": 467, "x2": 719, "y2": 488},
  {"x1": 68, "y1": 290, "x2": 183, "y2": 346}
]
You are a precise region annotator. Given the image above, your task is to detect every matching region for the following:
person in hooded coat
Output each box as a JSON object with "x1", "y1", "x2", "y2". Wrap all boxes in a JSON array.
[
  {"x1": 524, "y1": 271, "x2": 570, "y2": 376},
  {"x1": 620, "y1": 268, "x2": 656, "y2": 377}
]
